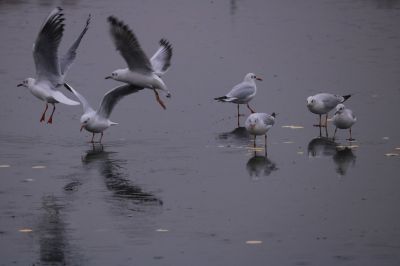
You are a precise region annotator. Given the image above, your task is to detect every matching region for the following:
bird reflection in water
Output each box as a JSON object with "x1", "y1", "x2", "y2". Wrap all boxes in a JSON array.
[
  {"x1": 37, "y1": 195, "x2": 80, "y2": 265},
  {"x1": 219, "y1": 127, "x2": 249, "y2": 140},
  {"x1": 246, "y1": 150, "x2": 278, "y2": 179},
  {"x1": 333, "y1": 148, "x2": 356, "y2": 176},
  {"x1": 82, "y1": 144, "x2": 163, "y2": 206},
  {"x1": 308, "y1": 137, "x2": 357, "y2": 176}
]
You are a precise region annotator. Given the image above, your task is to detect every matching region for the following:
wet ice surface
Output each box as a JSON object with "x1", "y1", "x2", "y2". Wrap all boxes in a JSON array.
[{"x1": 1, "y1": 0, "x2": 400, "y2": 265}]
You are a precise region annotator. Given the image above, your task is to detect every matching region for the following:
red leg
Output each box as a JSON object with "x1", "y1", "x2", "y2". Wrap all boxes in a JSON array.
[
  {"x1": 47, "y1": 104, "x2": 55, "y2": 124},
  {"x1": 247, "y1": 103, "x2": 255, "y2": 114},
  {"x1": 333, "y1": 127, "x2": 338, "y2": 139},
  {"x1": 40, "y1": 104, "x2": 48, "y2": 122},
  {"x1": 154, "y1": 90, "x2": 166, "y2": 110},
  {"x1": 253, "y1": 135, "x2": 256, "y2": 148},
  {"x1": 313, "y1": 114, "x2": 322, "y2": 127},
  {"x1": 90, "y1": 133, "x2": 95, "y2": 143},
  {"x1": 265, "y1": 134, "x2": 267, "y2": 148},
  {"x1": 348, "y1": 128, "x2": 355, "y2": 141}
]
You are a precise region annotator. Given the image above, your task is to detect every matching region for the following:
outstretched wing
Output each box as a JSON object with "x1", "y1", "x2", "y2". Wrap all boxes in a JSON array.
[
  {"x1": 33, "y1": 7, "x2": 64, "y2": 86},
  {"x1": 97, "y1": 84, "x2": 143, "y2": 118},
  {"x1": 107, "y1": 16, "x2": 152, "y2": 74},
  {"x1": 64, "y1": 83, "x2": 93, "y2": 113},
  {"x1": 150, "y1": 39, "x2": 173, "y2": 76},
  {"x1": 60, "y1": 14, "x2": 91, "y2": 75}
]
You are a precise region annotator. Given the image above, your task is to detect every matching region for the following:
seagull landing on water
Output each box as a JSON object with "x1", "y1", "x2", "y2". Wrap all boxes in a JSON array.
[
  {"x1": 245, "y1": 112, "x2": 276, "y2": 148},
  {"x1": 306, "y1": 93, "x2": 351, "y2": 128},
  {"x1": 333, "y1": 104, "x2": 357, "y2": 141},
  {"x1": 64, "y1": 83, "x2": 143, "y2": 143},
  {"x1": 105, "y1": 16, "x2": 173, "y2": 110},
  {"x1": 214, "y1": 73, "x2": 262, "y2": 127},
  {"x1": 17, "y1": 7, "x2": 90, "y2": 124}
]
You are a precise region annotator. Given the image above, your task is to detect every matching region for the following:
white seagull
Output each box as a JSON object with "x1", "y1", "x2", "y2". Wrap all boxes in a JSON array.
[
  {"x1": 17, "y1": 7, "x2": 90, "y2": 124},
  {"x1": 64, "y1": 83, "x2": 143, "y2": 143},
  {"x1": 333, "y1": 104, "x2": 357, "y2": 141},
  {"x1": 106, "y1": 16, "x2": 173, "y2": 110},
  {"x1": 214, "y1": 73, "x2": 262, "y2": 127},
  {"x1": 306, "y1": 93, "x2": 351, "y2": 127},
  {"x1": 245, "y1": 112, "x2": 276, "y2": 148}
]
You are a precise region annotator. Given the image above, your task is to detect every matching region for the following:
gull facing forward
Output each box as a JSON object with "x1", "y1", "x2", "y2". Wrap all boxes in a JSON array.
[
  {"x1": 215, "y1": 73, "x2": 262, "y2": 127},
  {"x1": 245, "y1": 112, "x2": 276, "y2": 148},
  {"x1": 17, "y1": 7, "x2": 90, "y2": 123},
  {"x1": 106, "y1": 16, "x2": 173, "y2": 110},
  {"x1": 64, "y1": 83, "x2": 142, "y2": 143},
  {"x1": 333, "y1": 104, "x2": 357, "y2": 141}
]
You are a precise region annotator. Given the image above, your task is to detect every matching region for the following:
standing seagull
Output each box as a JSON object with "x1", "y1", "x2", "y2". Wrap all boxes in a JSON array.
[
  {"x1": 64, "y1": 83, "x2": 143, "y2": 143},
  {"x1": 333, "y1": 104, "x2": 357, "y2": 141},
  {"x1": 306, "y1": 93, "x2": 351, "y2": 127},
  {"x1": 17, "y1": 7, "x2": 90, "y2": 123},
  {"x1": 245, "y1": 112, "x2": 276, "y2": 148},
  {"x1": 106, "y1": 16, "x2": 173, "y2": 110},
  {"x1": 214, "y1": 73, "x2": 262, "y2": 127}
]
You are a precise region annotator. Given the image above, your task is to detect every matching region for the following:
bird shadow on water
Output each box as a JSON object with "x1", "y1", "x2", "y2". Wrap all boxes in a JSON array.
[
  {"x1": 217, "y1": 127, "x2": 250, "y2": 147},
  {"x1": 245, "y1": 149, "x2": 278, "y2": 180},
  {"x1": 81, "y1": 144, "x2": 163, "y2": 207},
  {"x1": 308, "y1": 137, "x2": 356, "y2": 176}
]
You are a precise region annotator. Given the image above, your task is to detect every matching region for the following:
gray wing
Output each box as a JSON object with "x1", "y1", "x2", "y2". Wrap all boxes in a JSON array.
[
  {"x1": 262, "y1": 114, "x2": 275, "y2": 127},
  {"x1": 64, "y1": 83, "x2": 93, "y2": 113},
  {"x1": 226, "y1": 83, "x2": 255, "y2": 100},
  {"x1": 150, "y1": 39, "x2": 173, "y2": 76},
  {"x1": 60, "y1": 14, "x2": 91, "y2": 75},
  {"x1": 33, "y1": 7, "x2": 64, "y2": 86},
  {"x1": 97, "y1": 84, "x2": 143, "y2": 118},
  {"x1": 318, "y1": 93, "x2": 342, "y2": 109},
  {"x1": 107, "y1": 16, "x2": 152, "y2": 74}
]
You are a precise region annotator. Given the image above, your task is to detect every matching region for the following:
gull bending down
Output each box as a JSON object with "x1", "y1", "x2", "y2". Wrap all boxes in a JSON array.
[
  {"x1": 106, "y1": 16, "x2": 173, "y2": 110},
  {"x1": 64, "y1": 83, "x2": 143, "y2": 143},
  {"x1": 306, "y1": 93, "x2": 351, "y2": 127},
  {"x1": 17, "y1": 7, "x2": 90, "y2": 123},
  {"x1": 214, "y1": 73, "x2": 262, "y2": 127}
]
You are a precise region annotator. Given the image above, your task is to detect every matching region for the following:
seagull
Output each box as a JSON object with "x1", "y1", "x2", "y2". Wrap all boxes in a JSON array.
[
  {"x1": 333, "y1": 104, "x2": 357, "y2": 141},
  {"x1": 214, "y1": 73, "x2": 262, "y2": 127},
  {"x1": 106, "y1": 16, "x2": 173, "y2": 110},
  {"x1": 64, "y1": 83, "x2": 143, "y2": 143},
  {"x1": 245, "y1": 112, "x2": 276, "y2": 148},
  {"x1": 306, "y1": 93, "x2": 351, "y2": 127},
  {"x1": 17, "y1": 7, "x2": 90, "y2": 124}
]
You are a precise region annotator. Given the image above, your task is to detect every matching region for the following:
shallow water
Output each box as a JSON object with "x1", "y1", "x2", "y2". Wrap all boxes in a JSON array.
[{"x1": 1, "y1": 0, "x2": 400, "y2": 265}]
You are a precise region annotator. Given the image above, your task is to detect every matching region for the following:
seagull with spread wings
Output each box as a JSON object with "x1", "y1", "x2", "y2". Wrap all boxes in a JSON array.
[
  {"x1": 105, "y1": 16, "x2": 173, "y2": 110},
  {"x1": 64, "y1": 83, "x2": 143, "y2": 143},
  {"x1": 17, "y1": 7, "x2": 90, "y2": 124}
]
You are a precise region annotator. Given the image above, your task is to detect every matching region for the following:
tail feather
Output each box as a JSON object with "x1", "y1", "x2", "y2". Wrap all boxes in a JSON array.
[
  {"x1": 342, "y1": 94, "x2": 352, "y2": 102},
  {"x1": 214, "y1": 96, "x2": 228, "y2": 102}
]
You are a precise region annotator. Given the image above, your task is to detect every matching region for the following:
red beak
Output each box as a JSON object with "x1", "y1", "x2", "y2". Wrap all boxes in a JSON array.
[
  {"x1": 80, "y1": 125, "x2": 84, "y2": 132},
  {"x1": 256, "y1": 77, "x2": 263, "y2": 81}
]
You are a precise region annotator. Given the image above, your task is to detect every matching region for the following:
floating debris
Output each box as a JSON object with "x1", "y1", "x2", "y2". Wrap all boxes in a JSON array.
[
  {"x1": 382, "y1": 137, "x2": 390, "y2": 140},
  {"x1": 0, "y1": 164, "x2": 10, "y2": 168},
  {"x1": 156, "y1": 229, "x2": 169, "y2": 232},
  {"x1": 23, "y1": 178, "x2": 34, "y2": 182},
  {"x1": 282, "y1": 125, "x2": 304, "y2": 129},
  {"x1": 248, "y1": 147, "x2": 264, "y2": 152},
  {"x1": 32, "y1": 165, "x2": 46, "y2": 169},
  {"x1": 283, "y1": 141, "x2": 294, "y2": 144},
  {"x1": 19, "y1": 228, "x2": 33, "y2": 233},
  {"x1": 246, "y1": 240, "x2": 263, "y2": 245},
  {"x1": 385, "y1": 153, "x2": 399, "y2": 157},
  {"x1": 297, "y1": 151, "x2": 304, "y2": 155},
  {"x1": 395, "y1": 147, "x2": 400, "y2": 150}
]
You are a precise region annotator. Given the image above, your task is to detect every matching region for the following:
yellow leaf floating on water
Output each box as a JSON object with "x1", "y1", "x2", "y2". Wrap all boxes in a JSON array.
[
  {"x1": 297, "y1": 151, "x2": 304, "y2": 155},
  {"x1": 382, "y1": 137, "x2": 390, "y2": 140},
  {"x1": 385, "y1": 153, "x2": 399, "y2": 157},
  {"x1": 19, "y1": 228, "x2": 33, "y2": 233},
  {"x1": 0, "y1": 164, "x2": 10, "y2": 168},
  {"x1": 246, "y1": 240, "x2": 263, "y2": 245},
  {"x1": 395, "y1": 147, "x2": 400, "y2": 150},
  {"x1": 32, "y1": 166, "x2": 46, "y2": 169},
  {"x1": 156, "y1": 229, "x2": 169, "y2": 232},
  {"x1": 282, "y1": 125, "x2": 304, "y2": 129}
]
